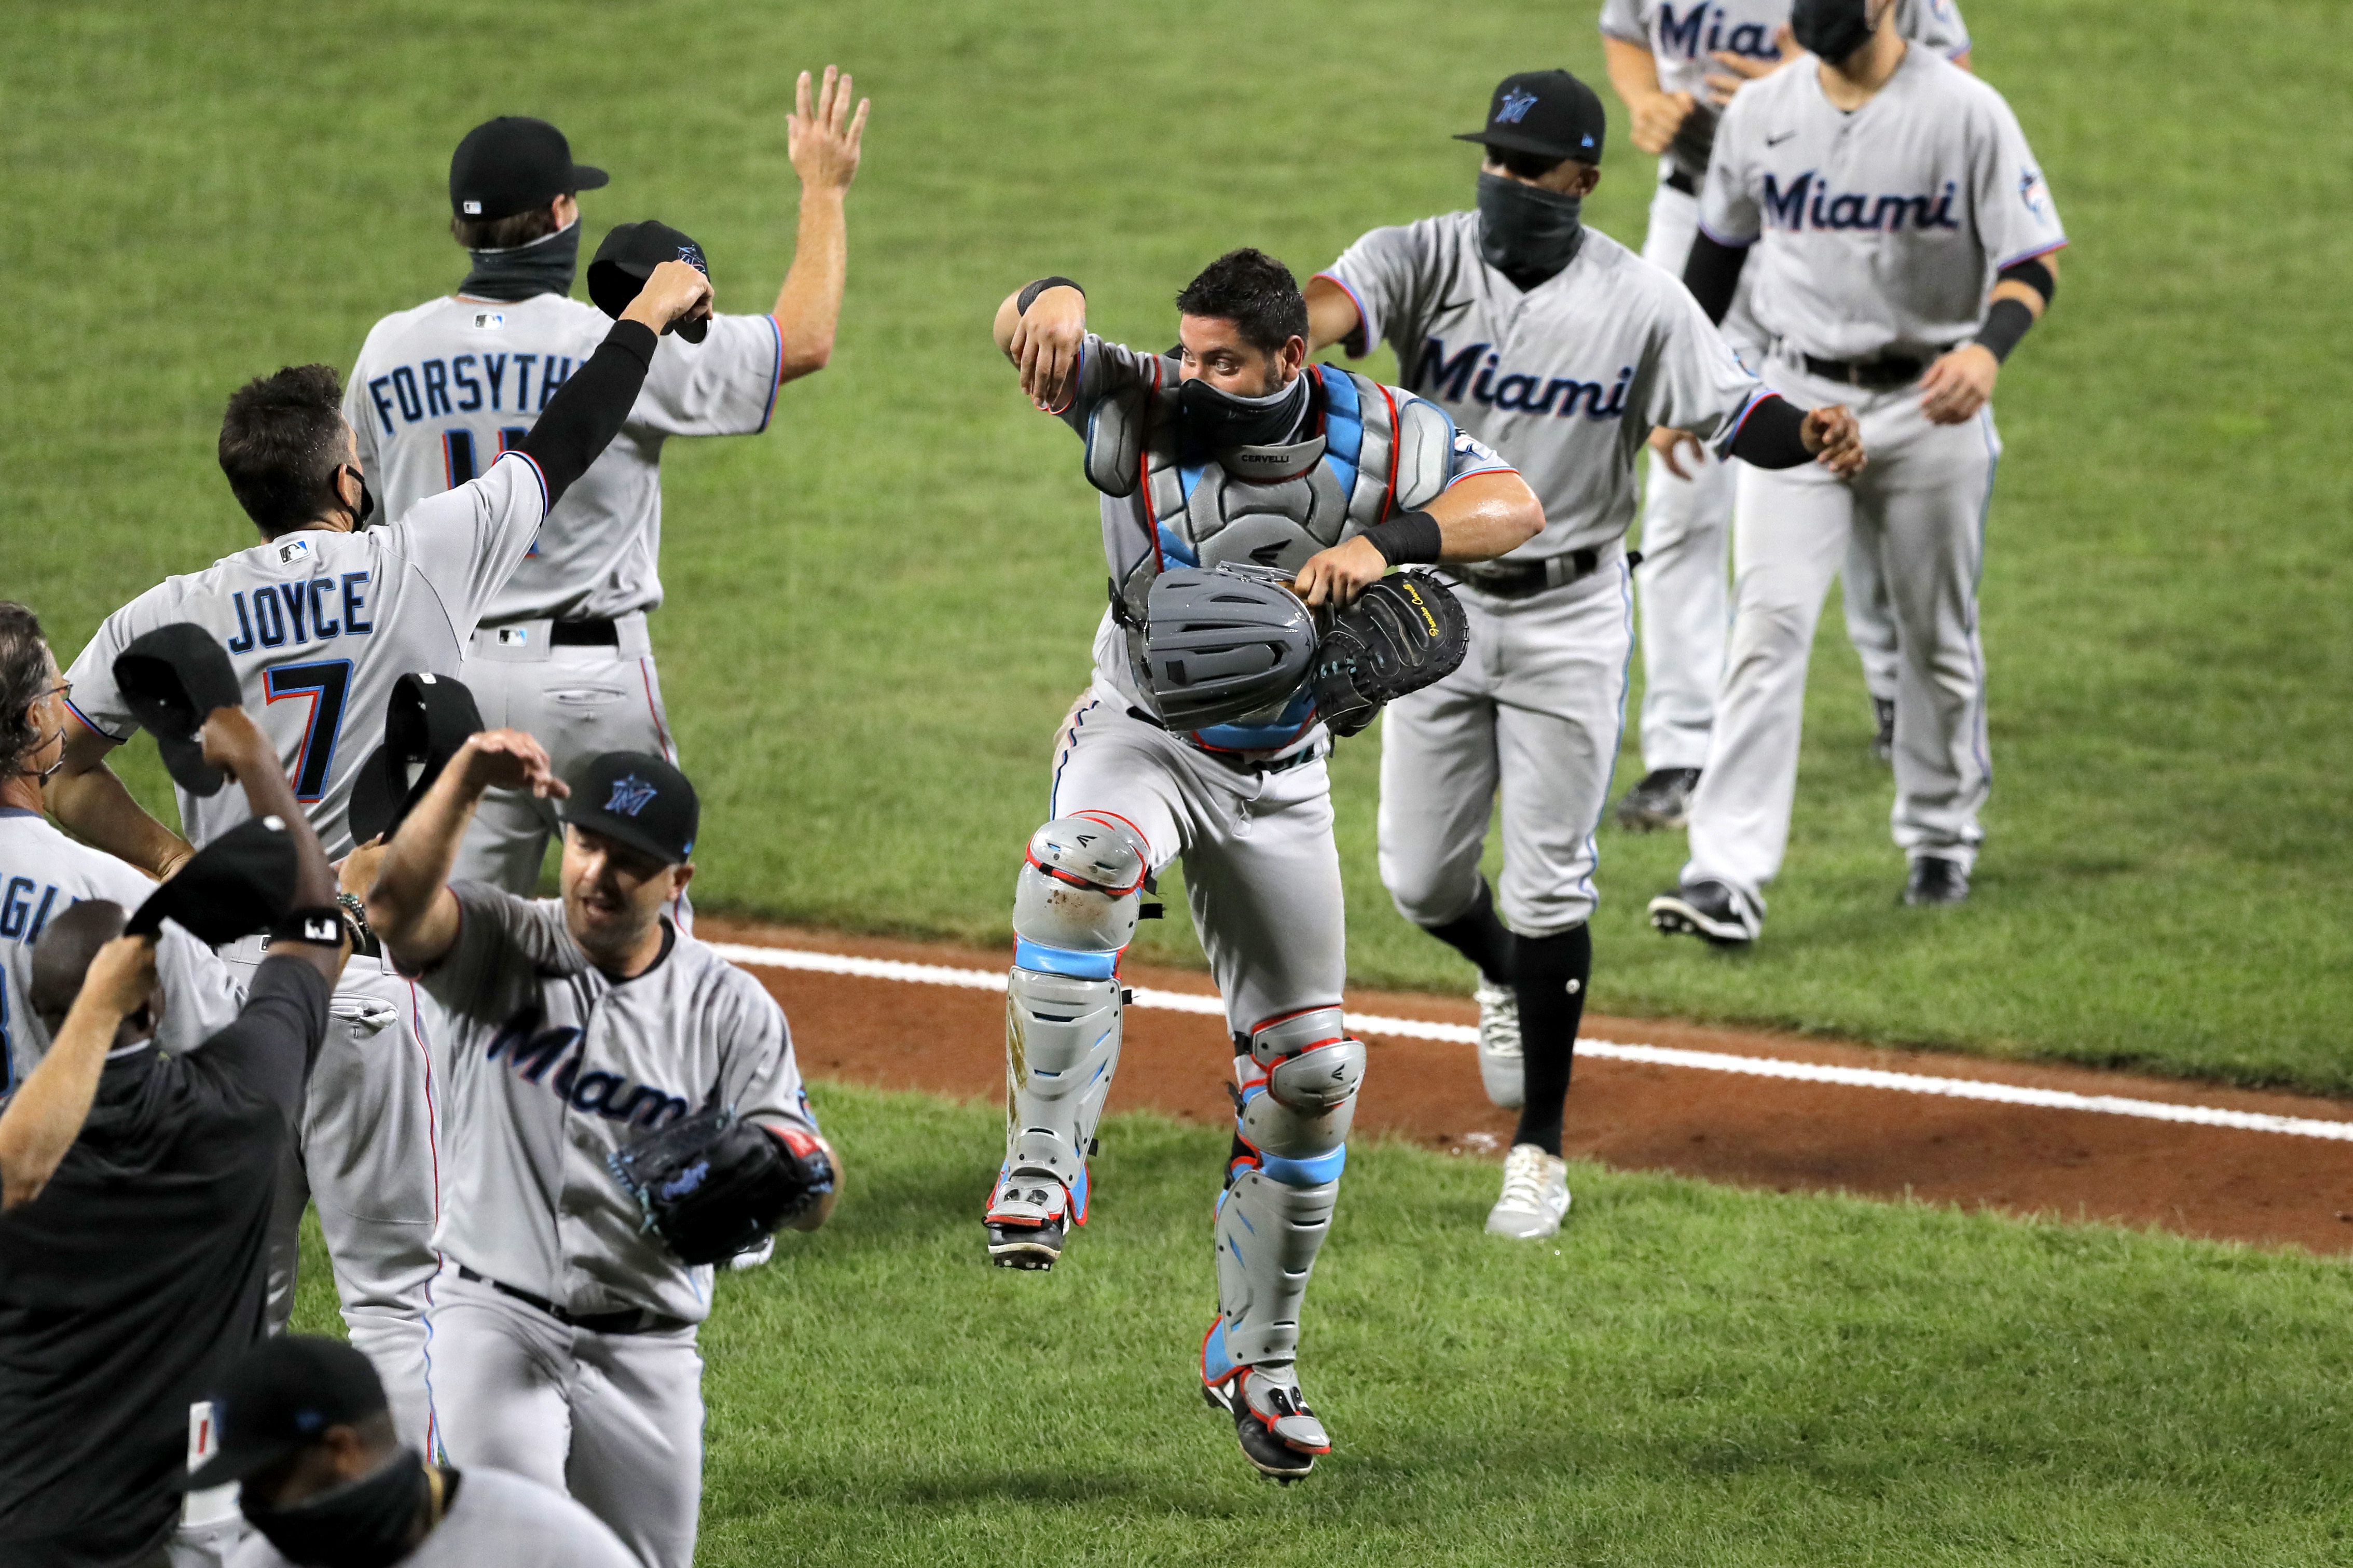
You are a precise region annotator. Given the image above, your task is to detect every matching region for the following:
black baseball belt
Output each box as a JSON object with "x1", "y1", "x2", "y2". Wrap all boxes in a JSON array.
[
  {"x1": 1450, "y1": 547, "x2": 1634, "y2": 602},
  {"x1": 548, "y1": 618, "x2": 620, "y2": 646},
  {"x1": 456, "y1": 1266, "x2": 689, "y2": 1336},
  {"x1": 1799, "y1": 347, "x2": 1959, "y2": 391}
]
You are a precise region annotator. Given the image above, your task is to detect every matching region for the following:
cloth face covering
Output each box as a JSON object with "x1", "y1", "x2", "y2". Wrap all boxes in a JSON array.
[
  {"x1": 1178, "y1": 370, "x2": 1311, "y2": 450},
  {"x1": 1791, "y1": 0, "x2": 1876, "y2": 62},
  {"x1": 458, "y1": 217, "x2": 582, "y2": 302},
  {"x1": 242, "y1": 1450, "x2": 430, "y2": 1568},
  {"x1": 1477, "y1": 173, "x2": 1586, "y2": 291}
]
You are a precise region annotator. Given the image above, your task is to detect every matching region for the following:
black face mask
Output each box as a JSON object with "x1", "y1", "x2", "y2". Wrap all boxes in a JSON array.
[
  {"x1": 458, "y1": 217, "x2": 582, "y2": 302},
  {"x1": 1477, "y1": 172, "x2": 1586, "y2": 292},
  {"x1": 1178, "y1": 370, "x2": 1311, "y2": 450},
  {"x1": 243, "y1": 1450, "x2": 430, "y2": 1568},
  {"x1": 1792, "y1": 0, "x2": 1876, "y2": 62},
  {"x1": 338, "y1": 466, "x2": 377, "y2": 529}
]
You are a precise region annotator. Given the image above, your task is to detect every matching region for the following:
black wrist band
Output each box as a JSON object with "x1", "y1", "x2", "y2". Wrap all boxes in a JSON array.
[
  {"x1": 1974, "y1": 297, "x2": 2036, "y2": 364},
  {"x1": 1017, "y1": 276, "x2": 1083, "y2": 314},
  {"x1": 271, "y1": 906, "x2": 347, "y2": 948},
  {"x1": 1362, "y1": 510, "x2": 1444, "y2": 566}
]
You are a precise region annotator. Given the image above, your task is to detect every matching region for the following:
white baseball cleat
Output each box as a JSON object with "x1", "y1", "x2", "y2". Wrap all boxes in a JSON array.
[
  {"x1": 1473, "y1": 978, "x2": 1524, "y2": 1109},
  {"x1": 1486, "y1": 1143, "x2": 1571, "y2": 1240},
  {"x1": 727, "y1": 1237, "x2": 776, "y2": 1271}
]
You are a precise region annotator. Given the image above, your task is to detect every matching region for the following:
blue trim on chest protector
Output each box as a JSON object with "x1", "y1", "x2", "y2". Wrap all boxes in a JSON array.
[{"x1": 1191, "y1": 686, "x2": 1318, "y2": 752}]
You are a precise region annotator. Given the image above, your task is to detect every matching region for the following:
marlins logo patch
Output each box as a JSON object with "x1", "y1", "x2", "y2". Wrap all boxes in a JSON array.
[
  {"x1": 607, "y1": 774, "x2": 659, "y2": 816},
  {"x1": 1495, "y1": 88, "x2": 1539, "y2": 125},
  {"x1": 675, "y1": 241, "x2": 709, "y2": 275},
  {"x1": 2018, "y1": 167, "x2": 2050, "y2": 218}
]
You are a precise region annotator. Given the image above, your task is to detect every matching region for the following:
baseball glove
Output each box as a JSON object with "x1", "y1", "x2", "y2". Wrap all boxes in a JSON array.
[
  {"x1": 1310, "y1": 572, "x2": 1470, "y2": 738},
  {"x1": 607, "y1": 1105, "x2": 834, "y2": 1266}
]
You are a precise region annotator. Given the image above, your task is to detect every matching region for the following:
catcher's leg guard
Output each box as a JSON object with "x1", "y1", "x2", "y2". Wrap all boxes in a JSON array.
[
  {"x1": 1202, "y1": 1006, "x2": 1364, "y2": 1479},
  {"x1": 985, "y1": 814, "x2": 1148, "y2": 1271}
]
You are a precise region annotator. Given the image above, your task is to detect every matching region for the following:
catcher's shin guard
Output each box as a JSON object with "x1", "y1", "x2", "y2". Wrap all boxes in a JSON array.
[
  {"x1": 985, "y1": 814, "x2": 1148, "y2": 1270},
  {"x1": 1203, "y1": 1006, "x2": 1363, "y2": 1474}
]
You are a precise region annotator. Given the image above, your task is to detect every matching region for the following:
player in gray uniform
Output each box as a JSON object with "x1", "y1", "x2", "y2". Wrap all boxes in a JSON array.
[
  {"x1": 345, "y1": 74, "x2": 866, "y2": 909},
  {"x1": 1599, "y1": 0, "x2": 1974, "y2": 826},
  {"x1": 984, "y1": 249, "x2": 1544, "y2": 1480},
  {"x1": 48, "y1": 263, "x2": 713, "y2": 1451},
  {"x1": 1649, "y1": 0, "x2": 2065, "y2": 941},
  {"x1": 0, "y1": 604, "x2": 243, "y2": 1085},
  {"x1": 363, "y1": 736, "x2": 836, "y2": 1568},
  {"x1": 1307, "y1": 72, "x2": 1861, "y2": 1236}
]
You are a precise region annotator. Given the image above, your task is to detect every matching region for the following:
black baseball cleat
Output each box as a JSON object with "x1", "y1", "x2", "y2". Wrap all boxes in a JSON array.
[
  {"x1": 983, "y1": 1169, "x2": 1071, "y2": 1270},
  {"x1": 1870, "y1": 698, "x2": 1896, "y2": 764},
  {"x1": 1902, "y1": 856, "x2": 1970, "y2": 906},
  {"x1": 1614, "y1": 767, "x2": 1702, "y2": 831},
  {"x1": 1648, "y1": 878, "x2": 1760, "y2": 947},
  {"x1": 1203, "y1": 1366, "x2": 1326, "y2": 1484}
]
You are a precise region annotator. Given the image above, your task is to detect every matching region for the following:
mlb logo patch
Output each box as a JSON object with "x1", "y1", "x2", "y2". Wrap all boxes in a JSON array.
[
  {"x1": 462, "y1": 200, "x2": 482, "y2": 215},
  {"x1": 276, "y1": 538, "x2": 311, "y2": 565},
  {"x1": 471, "y1": 311, "x2": 505, "y2": 331},
  {"x1": 497, "y1": 627, "x2": 530, "y2": 646}
]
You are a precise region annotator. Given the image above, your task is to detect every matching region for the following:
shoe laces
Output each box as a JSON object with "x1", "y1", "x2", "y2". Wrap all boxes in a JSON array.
[
  {"x1": 1476, "y1": 982, "x2": 1523, "y2": 1057},
  {"x1": 1499, "y1": 1144, "x2": 1554, "y2": 1209}
]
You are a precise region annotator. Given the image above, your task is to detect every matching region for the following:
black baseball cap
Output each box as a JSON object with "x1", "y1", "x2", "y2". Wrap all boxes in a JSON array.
[
  {"x1": 1455, "y1": 70, "x2": 1607, "y2": 165},
  {"x1": 184, "y1": 1336, "x2": 387, "y2": 1491},
  {"x1": 114, "y1": 623, "x2": 242, "y2": 798},
  {"x1": 561, "y1": 752, "x2": 698, "y2": 866},
  {"x1": 588, "y1": 221, "x2": 713, "y2": 344},
  {"x1": 348, "y1": 672, "x2": 484, "y2": 845},
  {"x1": 450, "y1": 116, "x2": 609, "y2": 222},
  {"x1": 126, "y1": 813, "x2": 300, "y2": 946}
]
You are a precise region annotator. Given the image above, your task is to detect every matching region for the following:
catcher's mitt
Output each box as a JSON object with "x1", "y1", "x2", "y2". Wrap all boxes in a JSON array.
[
  {"x1": 607, "y1": 1105, "x2": 834, "y2": 1266},
  {"x1": 1310, "y1": 572, "x2": 1470, "y2": 738}
]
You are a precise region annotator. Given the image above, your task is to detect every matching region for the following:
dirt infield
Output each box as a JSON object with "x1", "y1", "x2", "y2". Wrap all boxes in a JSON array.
[{"x1": 699, "y1": 918, "x2": 2353, "y2": 1255}]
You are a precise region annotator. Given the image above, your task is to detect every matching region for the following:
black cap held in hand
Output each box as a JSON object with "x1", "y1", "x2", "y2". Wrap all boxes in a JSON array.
[
  {"x1": 589, "y1": 221, "x2": 712, "y2": 343},
  {"x1": 126, "y1": 814, "x2": 299, "y2": 946},
  {"x1": 450, "y1": 116, "x2": 609, "y2": 222},
  {"x1": 348, "y1": 672, "x2": 485, "y2": 847},
  {"x1": 561, "y1": 752, "x2": 698, "y2": 866},
  {"x1": 1455, "y1": 70, "x2": 1608, "y2": 165},
  {"x1": 114, "y1": 623, "x2": 242, "y2": 798},
  {"x1": 183, "y1": 1336, "x2": 388, "y2": 1492}
]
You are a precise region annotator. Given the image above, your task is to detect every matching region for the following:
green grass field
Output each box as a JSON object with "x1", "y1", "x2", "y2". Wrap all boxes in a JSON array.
[
  {"x1": 8, "y1": 0, "x2": 2350, "y2": 1090},
  {"x1": 292, "y1": 1086, "x2": 2353, "y2": 1564}
]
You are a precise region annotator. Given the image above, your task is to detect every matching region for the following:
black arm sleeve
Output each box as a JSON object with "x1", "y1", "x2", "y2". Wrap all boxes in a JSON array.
[
  {"x1": 518, "y1": 320, "x2": 660, "y2": 508},
  {"x1": 1682, "y1": 233, "x2": 1751, "y2": 326},
  {"x1": 198, "y1": 956, "x2": 332, "y2": 1123},
  {"x1": 1725, "y1": 395, "x2": 1815, "y2": 470}
]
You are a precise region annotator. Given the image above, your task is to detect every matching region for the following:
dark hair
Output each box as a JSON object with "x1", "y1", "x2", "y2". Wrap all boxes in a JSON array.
[
  {"x1": 1175, "y1": 248, "x2": 1309, "y2": 354},
  {"x1": 0, "y1": 602, "x2": 49, "y2": 781},
  {"x1": 1490, "y1": 146, "x2": 1569, "y2": 181},
  {"x1": 218, "y1": 365, "x2": 349, "y2": 538},
  {"x1": 450, "y1": 203, "x2": 562, "y2": 252}
]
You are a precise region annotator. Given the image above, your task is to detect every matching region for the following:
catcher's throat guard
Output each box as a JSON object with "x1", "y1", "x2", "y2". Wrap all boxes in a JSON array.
[{"x1": 607, "y1": 1104, "x2": 834, "y2": 1266}]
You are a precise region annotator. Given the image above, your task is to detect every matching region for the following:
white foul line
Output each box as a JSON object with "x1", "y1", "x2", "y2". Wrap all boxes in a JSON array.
[{"x1": 708, "y1": 942, "x2": 2353, "y2": 1145}]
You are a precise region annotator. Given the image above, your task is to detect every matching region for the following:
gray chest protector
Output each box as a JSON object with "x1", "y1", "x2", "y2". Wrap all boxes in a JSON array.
[{"x1": 1084, "y1": 362, "x2": 1459, "y2": 627}]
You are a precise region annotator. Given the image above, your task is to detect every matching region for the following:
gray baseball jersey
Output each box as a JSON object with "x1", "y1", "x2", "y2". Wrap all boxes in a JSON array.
[
  {"x1": 1599, "y1": 0, "x2": 1972, "y2": 182},
  {"x1": 1320, "y1": 220, "x2": 1766, "y2": 555},
  {"x1": 1055, "y1": 337, "x2": 1512, "y2": 736},
  {"x1": 228, "y1": 1466, "x2": 641, "y2": 1568},
  {"x1": 1699, "y1": 45, "x2": 2066, "y2": 360},
  {"x1": 64, "y1": 453, "x2": 550, "y2": 858},
  {"x1": 0, "y1": 808, "x2": 243, "y2": 1083},
  {"x1": 345, "y1": 296, "x2": 783, "y2": 625},
  {"x1": 410, "y1": 881, "x2": 818, "y2": 1322}
]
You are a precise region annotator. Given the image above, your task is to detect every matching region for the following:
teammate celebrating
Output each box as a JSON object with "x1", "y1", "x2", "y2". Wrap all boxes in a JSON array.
[
  {"x1": 1598, "y1": 0, "x2": 1974, "y2": 827},
  {"x1": 47, "y1": 261, "x2": 714, "y2": 1448},
  {"x1": 363, "y1": 736, "x2": 835, "y2": 1568},
  {"x1": 984, "y1": 249, "x2": 1544, "y2": 1480},
  {"x1": 0, "y1": 603, "x2": 241, "y2": 1084},
  {"x1": 1649, "y1": 0, "x2": 2065, "y2": 942},
  {"x1": 1308, "y1": 72, "x2": 1860, "y2": 1237},
  {"x1": 344, "y1": 71, "x2": 866, "y2": 906}
]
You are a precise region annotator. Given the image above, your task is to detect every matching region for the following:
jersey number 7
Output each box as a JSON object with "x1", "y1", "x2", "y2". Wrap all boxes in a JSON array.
[{"x1": 264, "y1": 659, "x2": 354, "y2": 803}]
